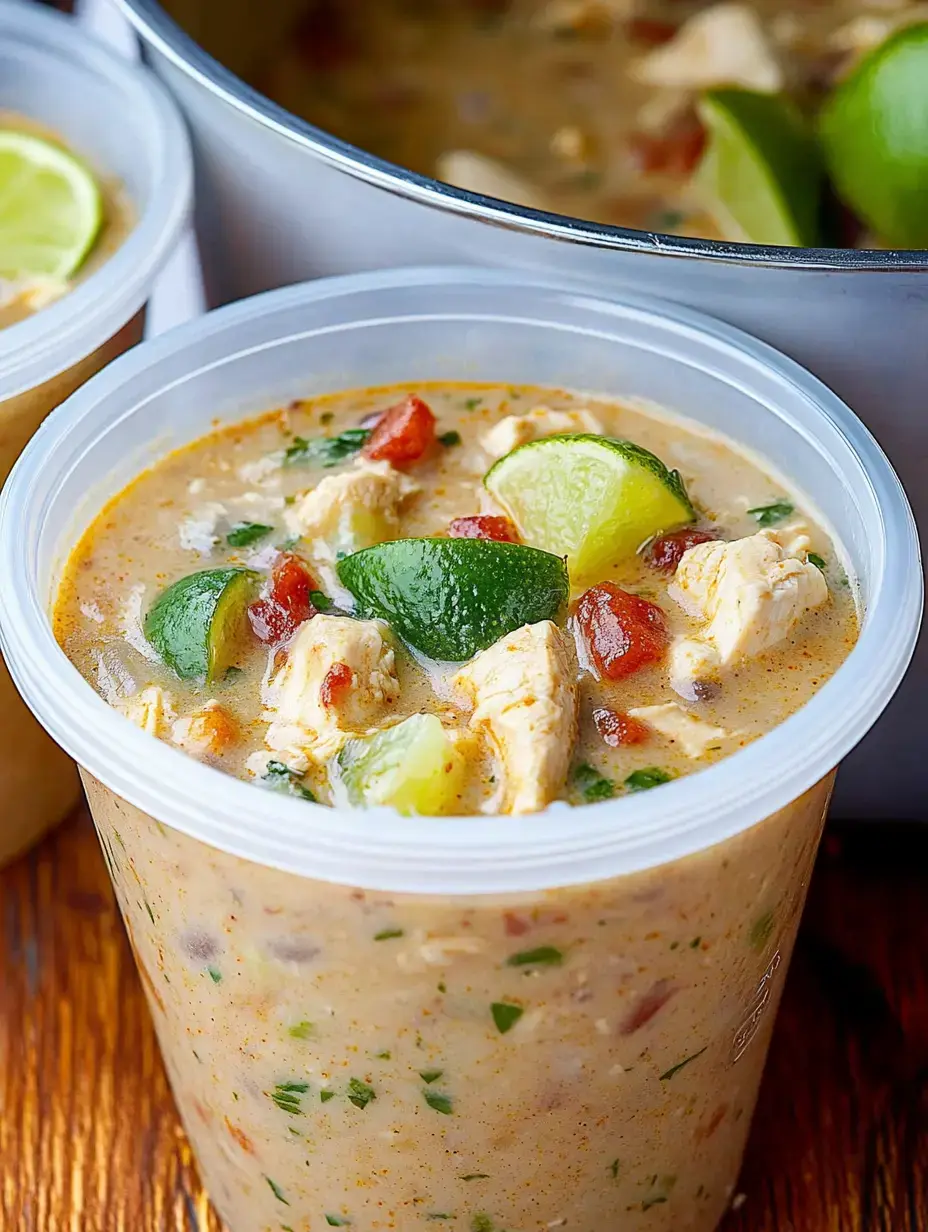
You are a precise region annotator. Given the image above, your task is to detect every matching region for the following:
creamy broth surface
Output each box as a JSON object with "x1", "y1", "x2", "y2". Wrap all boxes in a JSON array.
[{"x1": 55, "y1": 382, "x2": 857, "y2": 813}]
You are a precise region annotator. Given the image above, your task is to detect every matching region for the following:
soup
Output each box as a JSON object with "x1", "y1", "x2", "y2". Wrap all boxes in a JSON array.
[{"x1": 54, "y1": 382, "x2": 857, "y2": 815}]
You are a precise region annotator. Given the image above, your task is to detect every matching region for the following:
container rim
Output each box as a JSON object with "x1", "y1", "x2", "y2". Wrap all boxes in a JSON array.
[
  {"x1": 0, "y1": 0, "x2": 193, "y2": 399},
  {"x1": 117, "y1": 0, "x2": 928, "y2": 275},
  {"x1": 0, "y1": 268, "x2": 921, "y2": 895}
]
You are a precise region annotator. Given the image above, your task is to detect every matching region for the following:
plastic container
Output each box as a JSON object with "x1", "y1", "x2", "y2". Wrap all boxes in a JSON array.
[
  {"x1": 0, "y1": 270, "x2": 919, "y2": 1231},
  {"x1": 0, "y1": 0, "x2": 192, "y2": 866}
]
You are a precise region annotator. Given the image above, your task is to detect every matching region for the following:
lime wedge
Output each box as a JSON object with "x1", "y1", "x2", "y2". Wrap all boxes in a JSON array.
[
  {"x1": 819, "y1": 23, "x2": 928, "y2": 247},
  {"x1": 0, "y1": 130, "x2": 103, "y2": 280},
  {"x1": 144, "y1": 568, "x2": 260, "y2": 682},
  {"x1": 695, "y1": 88, "x2": 824, "y2": 246},
  {"x1": 337, "y1": 714, "x2": 465, "y2": 815},
  {"x1": 337, "y1": 538, "x2": 569, "y2": 662},
  {"x1": 484, "y1": 435, "x2": 694, "y2": 584}
]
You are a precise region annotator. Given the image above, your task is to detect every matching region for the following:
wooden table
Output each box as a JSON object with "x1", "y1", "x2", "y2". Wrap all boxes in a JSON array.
[{"x1": 1, "y1": 805, "x2": 926, "y2": 1231}]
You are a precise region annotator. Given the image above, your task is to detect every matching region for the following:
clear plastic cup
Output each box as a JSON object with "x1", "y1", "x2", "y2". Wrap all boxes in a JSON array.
[
  {"x1": 0, "y1": 0, "x2": 191, "y2": 865},
  {"x1": 0, "y1": 269, "x2": 919, "y2": 1231}
]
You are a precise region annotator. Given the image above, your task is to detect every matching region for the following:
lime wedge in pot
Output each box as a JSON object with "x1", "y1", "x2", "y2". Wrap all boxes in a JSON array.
[
  {"x1": 0, "y1": 130, "x2": 103, "y2": 279},
  {"x1": 337, "y1": 714, "x2": 465, "y2": 815},
  {"x1": 337, "y1": 538, "x2": 569, "y2": 662},
  {"x1": 144, "y1": 568, "x2": 259, "y2": 683},
  {"x1": 695, "y1": 88, "x2": 824, "y2": 246},
  {"x1": 819, "y1": 23, "x2": 928, "y2": 248},
  {"x1": 484, "y1": 434, "x2": 694, "y2": 584}
]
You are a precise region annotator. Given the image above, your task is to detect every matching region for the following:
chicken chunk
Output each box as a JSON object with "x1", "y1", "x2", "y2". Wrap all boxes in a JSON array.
[
  {"x1": 627, "y1": 702, "x2": 727, "y2": 759},
  {"x1": 668, "y1": 530, "x2": 828, "y2": 688},
  {"x1": 434, "y1": 150, "x2": 552, "y2": 212},
  {"x1": 117, "y1": 685, "x2": 176, "y2": 738},
  {"x1": 453, "y1": 621, "x2": 578, "y2": 815},
  {"x1": 263, "y1": 615, "x2": 400, "y2": 768},
  {"x1": 172, "y1": 701, "x2": 241, "y2": 760},
  {"x1": 634, "y1": 4, "x2": 783, "y2": 92},
  {"x1": 284, "y1": 458, "x2": 419, "y2": 559},
  {"x1": 481, "y1": 406, "x2": 603, "y2": 459}
]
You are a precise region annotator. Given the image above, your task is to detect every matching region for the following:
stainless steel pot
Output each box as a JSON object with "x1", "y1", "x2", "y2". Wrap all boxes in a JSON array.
[{"x1": 118, "y1": 0, "x2": 927, "y2": 819}]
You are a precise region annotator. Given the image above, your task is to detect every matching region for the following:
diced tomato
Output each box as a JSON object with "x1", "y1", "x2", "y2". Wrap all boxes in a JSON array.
[
  {"x1": 363, "y1": 394, "x2": 436, "y2": 467},
  {"x1": 646, "y1": 528, "x2": 719, "y2": 573},
  {"x1": 573, "y1": 583, "x2": 668, "y2": 680},
  {"x1": 248, "y1": 552, "x2": 317, "y2": 645},
  {"x1": 626, "y1": 17, "x2": 678, "y2": 45},
  {"x1": 320, "y1": 662, "x2": 353, "y2": 708},
  {"x1": 593, "y1": 707, "x2": 650, "y2": 748},
  {"x1": 448, "y1": 515, "x2": 520, "y2": 543},
  {"x1": 627, "y1": 112, "x2": 706, "y2": 178},
  {"x1": 503, "y1": 911, "x2": 531, "y2": 937}
]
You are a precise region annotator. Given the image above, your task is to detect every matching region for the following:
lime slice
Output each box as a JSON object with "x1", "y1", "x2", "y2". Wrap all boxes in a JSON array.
[
  {"x1": 337, "y1": 538, "x2": 569, "y2": 662},
  {"x1": 484, "y1": 435, "x2": 694, "y2": 584},
  {"x1": 337, "y1": 714, "x2": 465, "y2": 815},
  {"x1": 0, "y1": 130, "x2": 103, "y2": 280},
  {"x1": 695, "y1": 88, "x2": 824, "y2": 246},
  {"x1": 144, "y1": 568, "x2": 260, "y2": 682},
  {"x1": 819, "y1": 23, "x2": 928, "y2": 247}
]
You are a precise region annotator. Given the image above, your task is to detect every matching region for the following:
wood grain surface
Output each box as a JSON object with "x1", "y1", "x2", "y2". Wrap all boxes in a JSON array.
[{"x1": 1, "y1": 804, "x2": 926, "y2": 1232}]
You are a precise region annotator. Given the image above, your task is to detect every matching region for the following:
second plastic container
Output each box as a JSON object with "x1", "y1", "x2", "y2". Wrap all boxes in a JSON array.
[{"x1": 0, "y1": 271, "x2": 920, "y2": 1231}]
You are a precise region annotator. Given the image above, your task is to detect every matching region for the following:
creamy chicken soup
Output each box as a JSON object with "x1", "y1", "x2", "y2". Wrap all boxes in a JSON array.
[
  {"x1": 250, "y1": 0, "x2": 924, "y2": 244},
  {"x1": 54, "y1": 383, "x2": 857, "y2": 816}
]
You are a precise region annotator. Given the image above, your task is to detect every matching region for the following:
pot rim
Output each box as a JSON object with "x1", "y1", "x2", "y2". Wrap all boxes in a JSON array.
[{"x1": 118, "y1": 0, "x2": 928, "y2": 274}]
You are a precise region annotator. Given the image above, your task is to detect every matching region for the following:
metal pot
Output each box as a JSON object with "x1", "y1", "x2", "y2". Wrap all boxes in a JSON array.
[{"x1": 118, "y1": 0, "x2": 927, "y2": 819}]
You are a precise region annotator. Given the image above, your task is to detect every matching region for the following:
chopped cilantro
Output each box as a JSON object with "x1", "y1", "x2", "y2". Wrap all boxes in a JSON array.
[
  {"x1": 375, "y1": 1050, "x2": 392, "y2": 1060},
  {"x1": 426, "y1": 1216, "x2": 456, "y2": 1222},
  {"x1": 659, "y1": 1047, "x2": 707, "y2": 1081},
  {"x1": 288, "y1": 1020, "x2": 314, "y2": 1040},
  {"x1": 284, "y1": 427, "x2": 371, "y2": 468},
  {"x1": 747, "y1": 500, "x2": 794, "y2": 527},
  {"x1": 320, "y1": 1089, "x2": 335, "y2": 1103},
  {"x1": 226, "y1": 521, "x2": 273, "y2": 548},
  {"x1": 624, "y1": 767, "x2": 672, "y2": 792},
  {"x1": 506, "y1": 946, "x2": 564, "y2": 968},
  {"x1": 309, "y1": 589, "x2": 335, "y2": 613},
  {"x1": 609, "y1": 1159, "x2": 620, "y2": 1179},
  {"x1": 266, "y1": 1177, "x2": 289, "y2": 1205},
  {"x1": 374, "y1": 928, "x2": 405, "y2": 941},
  {"x1": 270, "y1": 1081, "x2": 309, "y2": 1114},
  {"x1": 464, "y1": 397, "x2": 482, "y2": 410},
  {"x1": 207, "y1": 966, "x2": 222, "y2": 984},
  {"x1": 420, "y1": 1069, "x2": 444, "y2": 1084},
  {"x1": 438, "y1": 430, "x2": 462, "y2": 447},
  {"x1": 471, "y1": 1216, "x2": 495, "y2": 1232},
  {"x1": 263, "y1": 761, "x2": 316, "y2": 803},
  {"x1": 749, "y1": 911, "x2": 775, "y2": 952},
  {"x1": 808, "y1": 552, "x2": 827, "y2": 571},
  {"x1": 460, "y1": 1174, "x2": 490, "y2": 1182},
  {"x1": 144, "y1": 899, "x2": 155, "y2": 925},
  {"x1": 424, "y1": 1090, "x2": 454, "y2": 1115},
  {"x1": 277, "y1": 535, "x2": 300, "y2": 551},
  {"x1": 573, "y1": 763, "x2": 616, "y2": 803},
  {"x1": 690, "y1": 936, "x2": 702, "y2": 949},
  {"x1": 325, "y1": 1216, "x2": 351, "y2": 1227},
  {"x1": 284, "y1": 494, "x2": 296, "y2": 506},
  {"x1": 347, "y1": 1078, "x2": 375, "y2": 1109},
  {"x1": 223, "y1": 665, "x2": 243, "y2": 681},
  {"x1": 490, "y1": 1002, "x2": 524, "y2": 1034}
]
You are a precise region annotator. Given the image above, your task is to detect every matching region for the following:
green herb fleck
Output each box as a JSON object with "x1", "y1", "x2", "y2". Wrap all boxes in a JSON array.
[
  {"x1": 464, "y1": 397, "x2": 482, "y2": 410},
  {"x1": 748, "y1": 500, "x2": 794, "y2": 528},
  {"x1": 808, "y1": 552, "x2": 827, "y2": 571},
  {"x1": 320, "y1": 411, "x2": 334, "y2": 425},
  {"x1": 689, "y1": 936, "x2": 702, "y2": 949},
  {"x1": 669, "y1": 941, "x2": 679, "y2": 951},
  {"x1": 284, "y1": 427, "x2": 371, "y2": 468},
  {"x1": 320, "y1": 1089, "x2": 335, "y2": 1103},
  {"x1": 263, "y1": 760, "x2": 316, "y2": 803},
  {"x1": 207, "y1": 966, "x2": 222, "y2": 984},
  {"x1": 282, "y1": 1225, "x2": 295, "y2": 1231},
  {"x1": 573, "y1": 762, "x2": 616, "y2": 803},
  {"x1": 144, "y1": 899, "x2": 155, "y2": 925},
  {"x1": 223, "y1": 665, "x2": 243, "y2": 682},
  {"x1": 749, "y1": 911, "x2": 775, "y2": 952},
  {"x1": 624, "y1": 767, "x2": 672, "y2": 793},
  {"x1": 438, "y1": 430, "x2": 462, "y2": 447},
  {"x1": 309, "y1": 589, "x2": 335, "y2": 613},
  {"x1": 651, "y1": 208, "x2": 685, "y2": 231},
  {"x1": 287, "y1": 1126, "x2": 302, "y2": 1138},
  {"x1": 325, "y1": 1216, "x2": 351, "y2": 1227},
  {"x1": 609, "y1": 1158, "x2": 620, "y2": 1179},
  {"x1": 284, "y1": 495, "x2": 296, "y2": 506},
  {"x1": 277, "y1": 535, "x2": 300, "y2": 551},
  {"x1": 420, "y1": 1069, "x2": 444, "y2": 1084},
  {"x1": 227, "y1": 521, "x2": 273, "y2": 548},
  {"x1": 437, "y1": 981, "x2": 447, "y2": 994},
  {"x1": 270, "y1": 1081, "x2": 310, "y2": 1114},
  {"x1": 507, "y1": 946, "x2": 564, "y2": 968},
  {"x1": 266, "y1": 1177, "x2": 289, "y2": 1205},
  {"x1": 659, "y1": 1047, "x2": 707, "y2": 1081},
  {"x1": 424, "y1": 1090, "x2": 454, "y2": 1115},
  {"x1": 471, "y1": 1216, "x2": 495, "y2": 1232},
  {"x1": 490, "y1": 1002, "x2": 524, "y2": 1034},
  {"x1": 426, "y1": 1216, "x2": 456, "y2": 1222},
  {"x1": 642, "y1": 1176, "x2": 677, "y2": 1211},
  {"x1": 288, "y1": 1020, "x2": 314, "y2": 1040},
  {"x1": 374, "y1": 928, "x2": 405, "y2": 941},
  {"x1": 347, "y1": 1078, "x2": 376, "y2": 1109},
  {"x1": 460, "y1": 1174, "x2": 490, "y2": 1182},
  {"x1": 375, "y1": 1050, "x2": 392, "y2": 1060}
]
